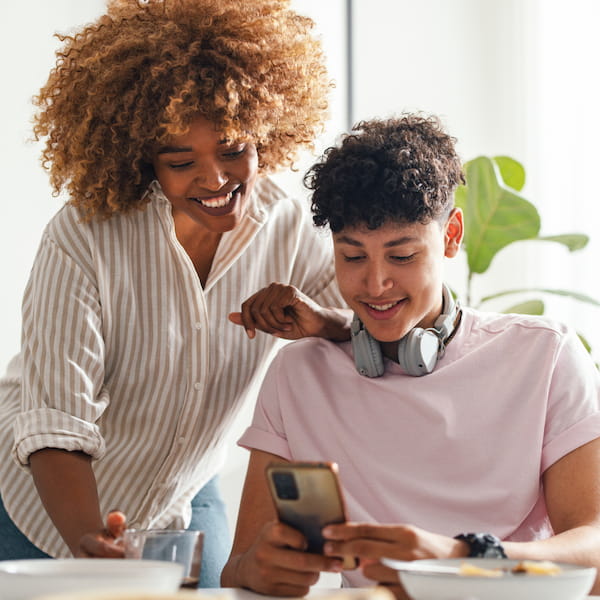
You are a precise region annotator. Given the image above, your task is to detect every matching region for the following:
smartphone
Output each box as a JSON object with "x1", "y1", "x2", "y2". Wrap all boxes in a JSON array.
[{"x1": 266, "y1": 461, "x2": 356, "y2": 569}]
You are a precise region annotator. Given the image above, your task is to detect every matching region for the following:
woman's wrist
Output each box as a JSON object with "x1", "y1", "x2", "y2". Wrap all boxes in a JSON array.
[{"x1": 318, "y1": 308, "x2": 353, "y2": 342}]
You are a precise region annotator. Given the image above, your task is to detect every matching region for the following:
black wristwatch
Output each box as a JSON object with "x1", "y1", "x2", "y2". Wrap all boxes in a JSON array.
[{"x1": 454, "y1": 533, "x2": 507, "y2": 558}]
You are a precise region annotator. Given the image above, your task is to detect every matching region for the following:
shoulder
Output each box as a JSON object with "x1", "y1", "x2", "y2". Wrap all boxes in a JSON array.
[
  {"x1": 273, "y1": 337, "x2": 352, "y2": 373},
  {"x1": 251, "y1": 176, "x2": 307, "y2": 220},
  {"x1": 463, "y1": 306, "x2": 570, "y2": 340}
]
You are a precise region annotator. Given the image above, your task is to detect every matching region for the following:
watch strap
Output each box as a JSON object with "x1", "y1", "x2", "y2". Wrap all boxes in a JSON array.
[{"x1": 454, "y1": 532, "x2": 507, "y2": 559}]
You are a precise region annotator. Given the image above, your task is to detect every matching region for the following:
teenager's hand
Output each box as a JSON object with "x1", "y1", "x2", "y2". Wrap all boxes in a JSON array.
[
  {"x1": 229, "y1": 283, "x2": 350, "y2": 341},
  {"x1": 76, "y1": 510, "x2": 127, "y2": 558},
  {"x1": 322, "y1": 523, "x2": 467, "y2": 599},
  {"x1": 229, "y1": 520, "x2": 343, "y2": 596}
]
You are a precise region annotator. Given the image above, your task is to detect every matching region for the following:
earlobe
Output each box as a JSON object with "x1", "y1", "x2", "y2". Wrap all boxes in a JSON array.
[{"x1": 444, "y1": 208, "x2": 464, "y2": 258}]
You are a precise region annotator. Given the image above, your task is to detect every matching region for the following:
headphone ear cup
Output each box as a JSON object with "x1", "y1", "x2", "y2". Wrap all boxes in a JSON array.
[
  {"x1": 351, "y1": 325, "x2": 385, "y2": 378},
  {"x1": 397, "y1": 328, "x2": 440, "y2": 376}
]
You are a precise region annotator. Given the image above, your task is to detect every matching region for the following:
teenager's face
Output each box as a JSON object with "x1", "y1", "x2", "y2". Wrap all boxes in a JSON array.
[
  {"x1": 152, "y1": 115, "x2": 259, "y2": 234},
  {"x1": 333, "y1": 210, "x2": 463, "y2": 350}
]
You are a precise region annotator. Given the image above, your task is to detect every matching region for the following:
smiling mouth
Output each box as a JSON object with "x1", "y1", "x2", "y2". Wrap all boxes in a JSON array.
[
  {"x1": 188, "y1": 185, "x2": 241, "y2": 208},
  {"x1": 366, "y1": 300, "x2": 402, "y2": 311}
]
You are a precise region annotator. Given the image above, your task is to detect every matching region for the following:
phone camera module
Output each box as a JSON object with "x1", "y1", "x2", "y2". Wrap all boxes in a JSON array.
[{"x1": 272, "y1": 471, "x2": 299, "y2": 500}]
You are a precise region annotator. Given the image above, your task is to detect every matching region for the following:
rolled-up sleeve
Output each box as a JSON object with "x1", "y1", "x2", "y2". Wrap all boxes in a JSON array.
[{"x1": 13, "y1": 229, "x2": 109, "y2": 468}]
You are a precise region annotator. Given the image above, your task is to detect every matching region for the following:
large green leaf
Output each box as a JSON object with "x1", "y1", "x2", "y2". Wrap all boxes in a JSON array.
[
  {"x1": 502, "y1": 299, "x2": 544, "y2": 315},
  {"x1": 493, "y1": 155, "x2": 526, "y2": 191},
  {"x1": 536, "y1": 233, "x2": 589, "y2": 251},
  {"x1": 456, "y1": 156, "x2": 541, "y2": 274}
]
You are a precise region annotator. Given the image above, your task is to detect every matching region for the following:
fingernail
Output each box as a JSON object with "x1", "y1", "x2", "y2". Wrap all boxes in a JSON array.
[
  {"x1": 246, "y1": 330, "x2": 255, "y2": 339},
  {"x1": 322, "y1": 527, "x2": 332, "y2": 536},
  {"x1": 330, "y1": 562, "x2": 343, "y2": 573},
  {"x1": 323, "y1": 542, "x2": 333, "y2": 554}
]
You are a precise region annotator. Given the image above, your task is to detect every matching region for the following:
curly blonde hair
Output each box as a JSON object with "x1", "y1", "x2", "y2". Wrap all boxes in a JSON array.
[{"x1": 33, "y1": 0, "x2": 330, "y2": 220}]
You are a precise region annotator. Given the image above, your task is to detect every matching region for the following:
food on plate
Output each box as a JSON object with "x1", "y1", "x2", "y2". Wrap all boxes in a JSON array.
[
  {"x1": 458, "y1": 560, "x2": 563, "y2": 577},
  {"x1": 458, "y1": 562, "x2": 503, "y2": 577},
  {"x1": 511, "y1": 560, "x2": 563, "y2": 575}
]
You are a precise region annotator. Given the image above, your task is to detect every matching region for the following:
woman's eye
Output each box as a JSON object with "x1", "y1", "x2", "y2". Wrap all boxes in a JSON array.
[
  {"x1": 168, "y1": 161, "x2": 193, "y2": 170},
  {"x1": 222, "y1": 145, "x2": 247, "y2": 159}
]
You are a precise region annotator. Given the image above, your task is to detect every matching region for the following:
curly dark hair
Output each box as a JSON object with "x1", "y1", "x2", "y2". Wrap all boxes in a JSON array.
[
  {"x1": 33, "y1": 0, "x2": 330, "y2": 220},
  {"x1": 305, "y1": 114, "x2": 465, "y2": 232}
]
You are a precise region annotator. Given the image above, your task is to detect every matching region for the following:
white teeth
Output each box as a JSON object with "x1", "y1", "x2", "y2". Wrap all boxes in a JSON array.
[
  {"x1": 195, "y1": 191, "x2": 233, "y2": 208},
  {"x1": 368, "y1": 302, "x2": 397, "y2": 311}
]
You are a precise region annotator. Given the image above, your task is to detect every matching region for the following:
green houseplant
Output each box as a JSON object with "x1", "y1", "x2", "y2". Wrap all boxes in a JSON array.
[{"x1": 454, "y1": 155, "x2": 600, "y2": 354}]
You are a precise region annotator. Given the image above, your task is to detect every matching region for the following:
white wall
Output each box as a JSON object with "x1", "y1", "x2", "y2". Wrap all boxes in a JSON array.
[{"x1": 0, "y1": 0, "x2": 106, "y2": 372}]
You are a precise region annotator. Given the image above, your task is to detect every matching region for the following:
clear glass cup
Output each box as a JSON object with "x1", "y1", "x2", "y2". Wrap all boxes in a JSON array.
[{"x1": 121, "y1": 529, "x2": 204, "y2": 589}]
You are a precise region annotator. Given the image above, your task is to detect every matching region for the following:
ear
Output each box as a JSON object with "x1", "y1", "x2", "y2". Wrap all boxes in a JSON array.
[{"x1": 443, "y1": 207, "x2": 464, "y2": 258}]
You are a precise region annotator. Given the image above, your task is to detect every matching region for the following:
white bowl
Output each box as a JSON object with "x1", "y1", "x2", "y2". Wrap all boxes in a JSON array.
[
  {"x1": 0, "y1": 558, "x2": 184, "y2": 600},
  {"x1": 33, "y1": 593, "x2": 201, "y2": 600},
  {"x1": 383, "y1": 558, "x2": 596, "y2": 600}
]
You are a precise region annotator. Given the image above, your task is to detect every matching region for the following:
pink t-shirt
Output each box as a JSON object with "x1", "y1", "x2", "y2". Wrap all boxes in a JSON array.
[{"x1": 239, "y1": 308, "x2": 600, "y2": 586}]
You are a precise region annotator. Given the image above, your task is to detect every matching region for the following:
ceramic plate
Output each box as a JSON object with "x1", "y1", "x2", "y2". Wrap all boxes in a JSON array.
[
  {"x1": 0, "y1": 558, "x2": 183, "y2": 600},
  {"x1": 382, "y1": 557, "x2": 596, "y2": 600}
]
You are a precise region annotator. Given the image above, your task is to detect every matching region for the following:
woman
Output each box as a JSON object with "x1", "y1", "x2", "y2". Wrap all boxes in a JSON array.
[{"x1": 0, "y1": 0, "x2": 349, "y2": 587}]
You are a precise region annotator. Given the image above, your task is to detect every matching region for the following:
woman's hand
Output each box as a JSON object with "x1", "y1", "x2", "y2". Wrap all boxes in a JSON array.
[
  {"x1": 76, "y1": 510, "x2": 127, "y2": 558},
  {"x1": 226, "y1": 519, "x2": 344, "y2": 597},
  {"x1": 322, "y1": 523, "x2": 467, "y2": 599},
  {"x1": 229, "y1": 283, "x2": 351, "y2": 341}
]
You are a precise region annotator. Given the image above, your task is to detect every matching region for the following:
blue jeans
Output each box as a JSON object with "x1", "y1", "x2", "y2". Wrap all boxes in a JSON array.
[
  {"x1": 0, "y1": 492, "x2": 50, "y2": 559},
  {"x1": 188, "y1": 475, "x2": 231, "y2": 588},
  {"x1": 0, "y1": 476, "x2": 231, "y2": 587}
]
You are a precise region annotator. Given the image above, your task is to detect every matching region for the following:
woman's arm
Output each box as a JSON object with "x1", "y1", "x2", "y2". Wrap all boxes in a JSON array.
[
  {"x1": 29, "y1": 448, "x2": 124, "y2": 557},
  {"x1": 221, "y1": 448, "x2": 344, "y2": 596},
  {"x1": 229, "y1": 283, "x2": 352, "y2": 341}
]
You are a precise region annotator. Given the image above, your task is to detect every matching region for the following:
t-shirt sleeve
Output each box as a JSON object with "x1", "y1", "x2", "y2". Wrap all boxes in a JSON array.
[
  {"x1": 238, "y1": 352, "x2": 292, "y2": 460},
  {"x1": 541, "y1": 327, "x2": 600, "y2": 472}
]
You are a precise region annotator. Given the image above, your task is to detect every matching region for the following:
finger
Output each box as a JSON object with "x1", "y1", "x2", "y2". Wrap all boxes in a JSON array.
[
  {"x1": 239, "y1": 297, "x2": 259, "y2": 339},
  {"x1": 266, "y1": 521, "x2": 309, "y2": 551},
  {"x1": 324, "y1": 538, "x2": 401, "y2": 562},
  {"x1": 248, "y1": 290, "x2": 295, "y2": 332},
  {"x1": 228, "y1": 312, "x2": 244, "y2": 326},
  {"x1": 323, "y1": 522, "x2": 410, "y2": 542},
  {"x1": 80, "y1": 533, "x2": 125, "y2": 558},
  {"x1": 106, "y1": 510, "x2": 127, "y2": 538}
]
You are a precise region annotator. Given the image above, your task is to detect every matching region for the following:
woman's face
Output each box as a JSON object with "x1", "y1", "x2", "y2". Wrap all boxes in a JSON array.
[{"x1": 152, "y1": 115, "x2": 259, "y2": 234}]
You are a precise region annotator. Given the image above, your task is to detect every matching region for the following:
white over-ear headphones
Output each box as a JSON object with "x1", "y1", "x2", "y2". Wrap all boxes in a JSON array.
[{"x1": 350, "y1": 283, "x2": 460, "y2": 377}]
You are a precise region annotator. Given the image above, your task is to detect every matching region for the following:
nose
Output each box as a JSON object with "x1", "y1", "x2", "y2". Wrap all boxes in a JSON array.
[
  {"x1": 194, "y1": 160, "x2": 228, "y2": 191},
  {"x1": 364, "y1": 262, "x2": 394, "y2": 297}
]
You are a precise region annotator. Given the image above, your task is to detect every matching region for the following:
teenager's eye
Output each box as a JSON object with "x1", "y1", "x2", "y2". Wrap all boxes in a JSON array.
[
  {"x1": 343, "y1": 255, "x2": 366, "y2": 262},
  {"x1": 391, "y1": 253, "x2": 416, "y2": 263}
]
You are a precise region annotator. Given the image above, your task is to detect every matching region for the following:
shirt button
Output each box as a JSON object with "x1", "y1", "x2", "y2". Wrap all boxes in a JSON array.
[
  {"x1": 195, "y1": 322, "x2": 202, "y2": 330},
  {"x1": 194, "y1": 382, "x2": 202, "y2": 390},
  {"x1": 178, "y1": 437, "x2": 185, "y2": 444}
]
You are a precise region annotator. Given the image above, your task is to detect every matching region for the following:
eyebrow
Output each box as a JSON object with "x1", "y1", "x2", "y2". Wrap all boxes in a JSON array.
[
  {"x1": 156, "y1": 138, "x2": 233, "y2": 155},
  {"x1": 156, "y1": 146, "x2": 192, "y2": 155},
  {"x1": 335, "y1": 234, "x2": 418, "y2": 247}
]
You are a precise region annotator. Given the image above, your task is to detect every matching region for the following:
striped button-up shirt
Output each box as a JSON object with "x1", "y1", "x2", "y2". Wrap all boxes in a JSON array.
[{"x1": 0, "y1": 176, "x2": 343, "y2": 557}]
